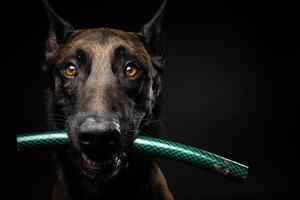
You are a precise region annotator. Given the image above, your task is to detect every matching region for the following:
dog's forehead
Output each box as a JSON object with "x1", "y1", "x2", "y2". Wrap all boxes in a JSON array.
[{"x1": 58, "y1": 28, "x2": 150, "y2": 65}]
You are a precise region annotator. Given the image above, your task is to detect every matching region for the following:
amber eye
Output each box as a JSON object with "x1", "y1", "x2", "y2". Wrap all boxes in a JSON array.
[
  {"x1": 124, "y1": 62, "x2": 139, "y2": 78},
  {"x1": 64, "y1": 63, "x2": 78, "y2": 77}
]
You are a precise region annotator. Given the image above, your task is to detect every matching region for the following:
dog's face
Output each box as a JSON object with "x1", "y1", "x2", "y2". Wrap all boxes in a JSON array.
[
  {"x1": 53, "y1": 29, "x2": 156, "y2": 179},
  {"x1": 44, "y1": 1, "x2": 166, "y2": 180}
]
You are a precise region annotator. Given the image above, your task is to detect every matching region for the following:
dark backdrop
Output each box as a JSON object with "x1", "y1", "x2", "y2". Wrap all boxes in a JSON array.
[{"x1": 13, "y1": 0, "x2": 299, "y2": 199}]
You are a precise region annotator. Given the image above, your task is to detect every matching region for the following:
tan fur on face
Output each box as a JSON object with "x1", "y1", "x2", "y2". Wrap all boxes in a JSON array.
[
  {"x1": 57, "y1": 28, "x2": 151, "y2": 65},
  {"x1": 55, "y1": 28, "x2": 154, "y2": 114}
]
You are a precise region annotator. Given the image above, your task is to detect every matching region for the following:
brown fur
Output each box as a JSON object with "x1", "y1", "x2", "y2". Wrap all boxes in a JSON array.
[
  {"x1": 43, "y1": 1, "x2": 172, "y2": 199},
  {"x1": 49, "y1": 25, "x2": 173, "y2": 200}
]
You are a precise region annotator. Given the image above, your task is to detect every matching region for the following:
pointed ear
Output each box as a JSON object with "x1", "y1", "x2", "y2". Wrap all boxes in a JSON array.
[
  {"x1": 140, "y1": 0, "x2": 167, "y2": 74},
  {"x1": 43, "y1": 0, "x2": 74, "y2": 69}
]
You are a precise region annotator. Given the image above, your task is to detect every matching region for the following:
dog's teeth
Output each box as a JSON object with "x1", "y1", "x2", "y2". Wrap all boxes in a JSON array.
[
  {"x1": 82, "y1": 153, "x2": 122, "y2": 171},
  {"x1": 116, "y1": 158, "x2": 121, "y2": 167},
  {"x1": 87, "y1": 159, "x2": 92, "y2": 166},
  {"x1": 82, "y1": 154, "x2": 88, "y2": 161}
]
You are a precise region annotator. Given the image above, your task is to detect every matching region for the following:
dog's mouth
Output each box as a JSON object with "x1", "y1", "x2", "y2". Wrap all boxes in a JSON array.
[{"x1": 80, "y1": 153, "x2": 123, "y2": 179}]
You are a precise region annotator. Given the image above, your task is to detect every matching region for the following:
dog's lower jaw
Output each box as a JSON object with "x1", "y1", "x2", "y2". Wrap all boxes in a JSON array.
[{"x1": 52, "y1": 159, "x2": 174, "y2": 200}]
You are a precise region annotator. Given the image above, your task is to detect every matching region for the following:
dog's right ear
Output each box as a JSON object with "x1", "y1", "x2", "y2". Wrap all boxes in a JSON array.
[
  {"x1": 140, "y1": 0, "x2": 167, "y2": 75},
  {"x1": 43, "y1": 0, "x2": 74, "y2": 71}
]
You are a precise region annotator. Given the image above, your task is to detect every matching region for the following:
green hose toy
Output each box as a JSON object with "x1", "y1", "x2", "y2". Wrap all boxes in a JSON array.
[{"x1": 16, "y1": 130, "x2": 249, "y2": 184}]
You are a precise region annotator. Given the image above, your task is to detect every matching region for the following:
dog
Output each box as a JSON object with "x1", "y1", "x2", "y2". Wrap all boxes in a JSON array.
[{"x1": 42, "y1": 0, "x2": 174, "y2": 199}]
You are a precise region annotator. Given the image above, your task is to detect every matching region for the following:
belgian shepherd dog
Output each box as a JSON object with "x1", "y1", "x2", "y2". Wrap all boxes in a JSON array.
[{"x1": 43, "y1": 0, "x2": 174, "y2": 199}]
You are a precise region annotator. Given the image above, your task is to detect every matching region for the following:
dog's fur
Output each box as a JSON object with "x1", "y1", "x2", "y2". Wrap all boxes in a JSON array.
[{"x1": 43, "y1": 1, "x2": 173, "y2": 199}]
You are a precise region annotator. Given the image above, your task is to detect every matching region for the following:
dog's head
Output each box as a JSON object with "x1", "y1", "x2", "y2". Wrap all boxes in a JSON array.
[{"x1": 43, "y1": 0, "x2": 167, "y2": 180}]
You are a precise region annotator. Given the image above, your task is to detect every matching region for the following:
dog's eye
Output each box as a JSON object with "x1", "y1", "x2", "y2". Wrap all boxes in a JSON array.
[
  {"x1": 64, "y1": 63, "x2": 78, "y2": 77},
  {"x1": 124, "y1": 62, "x2": 138, "y2": 78}
]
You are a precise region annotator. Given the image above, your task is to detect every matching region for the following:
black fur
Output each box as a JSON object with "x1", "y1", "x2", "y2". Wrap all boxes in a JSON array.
[{"x1": 43, "y1": 1, "x2": 173, "y2": 199}]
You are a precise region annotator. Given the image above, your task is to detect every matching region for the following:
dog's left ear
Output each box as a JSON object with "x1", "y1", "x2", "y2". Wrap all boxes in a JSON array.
[
  {"x1": 140, "y1": 0, "x2": 167, "y2": 74},
  {"x1": 43, "y1": 0, "x2": 74, "y2": 71}
]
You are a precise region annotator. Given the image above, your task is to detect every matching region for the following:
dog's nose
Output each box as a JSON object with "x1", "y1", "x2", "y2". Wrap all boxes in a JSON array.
[{"x1": 78, "y1": 118, "x2": 121, "y2": 152}]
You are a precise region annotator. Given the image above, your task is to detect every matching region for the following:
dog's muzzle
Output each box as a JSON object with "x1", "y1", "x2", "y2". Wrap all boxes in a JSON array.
[
  {"x1": 77, "y1": 118, "x2": 124, "y2": 179},
  {"x1": 78, "y1": 118, "x2": 121, "y2": 154}
]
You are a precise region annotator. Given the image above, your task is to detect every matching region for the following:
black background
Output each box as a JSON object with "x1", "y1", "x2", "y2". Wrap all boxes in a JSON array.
[{"x1": 12, "y1": 0, "x2": 299, "y2": 199}]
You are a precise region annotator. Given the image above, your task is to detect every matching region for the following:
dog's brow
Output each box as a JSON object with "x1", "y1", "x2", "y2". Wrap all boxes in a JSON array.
[
  {"x1": 75, "y1": 48, "x2": 87, "y2": 59},
  {"x1": 113, "y1": 45, "x2": 147, "y2": 70}
]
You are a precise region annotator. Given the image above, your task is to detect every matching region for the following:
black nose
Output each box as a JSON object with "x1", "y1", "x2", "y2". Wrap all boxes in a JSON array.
[{"x1": 78, "y1": 118, "x2": 121, "y2": 153}]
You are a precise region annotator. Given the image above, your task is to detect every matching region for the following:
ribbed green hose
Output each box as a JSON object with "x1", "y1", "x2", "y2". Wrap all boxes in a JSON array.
[{"x1": 17, "y1": 131, "x2": 248, "y2": 184}]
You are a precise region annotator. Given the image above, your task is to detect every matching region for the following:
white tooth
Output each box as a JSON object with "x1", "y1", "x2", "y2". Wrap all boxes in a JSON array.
[
  {"x1": 87, "y1": 159, "x2": 91, "y2": 166},
  {"x1": 116, "y1": 158, "x2": 121, "y2": 166},
  {"x1": 82, "y1": 154, "x2": 88, "y2": 161}
]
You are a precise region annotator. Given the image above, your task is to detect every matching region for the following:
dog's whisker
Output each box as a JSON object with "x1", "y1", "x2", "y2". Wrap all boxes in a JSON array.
[
  {"x1": 47, "y1": 117, "x2": 66, "y2": 121},
  {"x1": 47, "y1": 117, "x2": 67, "y2": 122},
  {"x1": 50, "y1": 114, "x2": 67, "y2": 119},
  {"x1": 138, "y1": 131, "x2": 152, "y2": 136},
  {"x1": 46, "y1": 119, "x2": 66, "y2": 125},
  {"x1": 44, "y1": 89, "x2": 53, "y2": 95},
  {"x1": 46, "y1": 116, "x2": 64, "y2": 120},
  {"x1": 127, "y1": 129, "x2": 138, "y2": 134},
  {"x1": 141, "y1": 117, "x2": 161, "y2": 124},
  {"x1": 47, "y1": 118, "x2": 66, "y2": 122}
]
